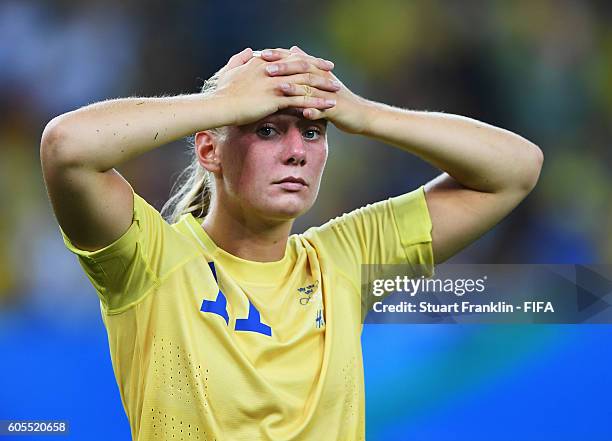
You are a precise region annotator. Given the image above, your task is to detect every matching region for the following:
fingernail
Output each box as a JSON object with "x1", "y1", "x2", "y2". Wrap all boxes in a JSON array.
[
  {"x1": 326, "y1": 60, "x2": 335, "y2": 68},
  {"x1": 262, "y1": 50, "x2": 274, "y2": 58},
  {"x1": 266, "y1": 64, "x2": 279, "y2": 74},
  {"x1": 325, "y1": 99, "x2": 336, "y2": 106},
  {"x1": 280, "y1": 83, "x2": 291, "y2": 91},
  {"x1": 332, "y1": 80, "x2": 342, "y2": 89}
]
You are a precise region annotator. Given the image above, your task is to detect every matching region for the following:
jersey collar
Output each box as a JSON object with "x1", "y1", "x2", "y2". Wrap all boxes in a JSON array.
[{"x1": 180, "y1": 213, "x2": 297, "y2": 285}]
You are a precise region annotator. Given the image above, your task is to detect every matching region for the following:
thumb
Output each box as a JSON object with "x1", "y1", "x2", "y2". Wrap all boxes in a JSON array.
[{"x1": 226, "y1": 47, "x2": 254, "y2": 70}]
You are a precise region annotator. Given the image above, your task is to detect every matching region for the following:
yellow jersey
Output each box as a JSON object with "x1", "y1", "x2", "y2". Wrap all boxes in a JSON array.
[{"x1": 59, "y1": 182, "x2": 433, "y2": 441}]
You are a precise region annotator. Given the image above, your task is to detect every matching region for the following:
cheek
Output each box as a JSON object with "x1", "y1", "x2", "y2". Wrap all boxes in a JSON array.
[
  {"x1": 219, "y1": 145, "x2": 250, "y2": 197},
  {"x1": 221, "y1": 155, "x2": 243, "y2": 193},
  {"x1": 311, "y1": 147, "x2": 328, "y2": 176},
  {"x1": 233, "y1": 147, "x2": 272, "y2": 193}
]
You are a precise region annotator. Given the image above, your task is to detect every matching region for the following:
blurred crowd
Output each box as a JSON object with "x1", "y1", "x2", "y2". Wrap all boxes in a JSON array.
[{"x1": 1, "y1": 0, "x2": 611, "y2": 317}]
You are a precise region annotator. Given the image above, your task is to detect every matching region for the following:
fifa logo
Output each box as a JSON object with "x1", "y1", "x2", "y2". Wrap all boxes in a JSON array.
[{"x1": 297, "y1": 280, "x2": 319, "y2": 305}]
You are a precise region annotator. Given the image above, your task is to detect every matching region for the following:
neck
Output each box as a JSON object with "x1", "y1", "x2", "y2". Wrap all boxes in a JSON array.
[{"x1": 200, "y1": 200, "x2": 293, "y2": 263}]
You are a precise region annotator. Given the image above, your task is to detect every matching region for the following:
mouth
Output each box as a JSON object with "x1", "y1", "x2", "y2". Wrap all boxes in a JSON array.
[{"x1": 273, "y1": 176, "x2": 308, "y2": 191}]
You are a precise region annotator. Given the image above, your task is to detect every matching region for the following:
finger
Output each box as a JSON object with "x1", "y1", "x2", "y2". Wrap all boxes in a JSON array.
[
  {"x1": 288, "y1": 47, "x2": 334, "y2": 70},
  {"x1": 258, "y1": 48, "x2": 291, "y2": 61},
  {"x1": 262, "y1": 47, "x2": 317, "y2": 60},
  {"x1": 316, "y1": 57, "x2": 334, "y2": 70},
  {"x1": 282, "y1": 95, "x2": 337, "y2": 110},
  {"x1": 290, "y1": 45, "x2": 308, "y2": 55},
  {"x1": 302, "y1": 108, "x2": 327, "y2": 120},
  {"x1": 266, "y1": 58, "x2": 334, "y2": 76},
  {"x1": 226, "y1": 47, "x2": 253, "y2": 70},
  {"x1": 278, "y1": 82, "x2": 326, "y2": 100},
  {"x1": 278, "y1": 74, "x2": 341, "y2": 93},
  {"x1": 237, "y1": 47, "x2": 254, "y2": 64},
  {"x1": 261, "y1": 50, "x2": 333, "y2": 71},
  {"x1": 279, "y1": 83, "x2": 323, "y2": 98}
]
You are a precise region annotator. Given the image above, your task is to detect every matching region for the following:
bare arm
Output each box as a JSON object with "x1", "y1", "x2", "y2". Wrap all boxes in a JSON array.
[
  {"x1": 360, "y1": 105, "x2": 544, "y2": 263},
  {"x1": 40, "y1": 93, "x2": 234, "y2": 251},
  {"x1": 41, "y1": 94, "x2": 233, "y2": 172}
]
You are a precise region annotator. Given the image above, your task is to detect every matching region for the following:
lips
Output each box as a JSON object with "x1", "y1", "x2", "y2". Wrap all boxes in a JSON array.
[
  {"x1": 274, "y1": 176, "x2": 307, "y2": 186},
  {"x1": 273, "y1": 176, "x2": 308, "y2": 191}
]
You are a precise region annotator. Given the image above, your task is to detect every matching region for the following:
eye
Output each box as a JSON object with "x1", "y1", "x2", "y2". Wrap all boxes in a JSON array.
[
  {"x1": 303, "y1": 128, "x2": 322, "y2": 140},
  {"x1": 257, "y1": 125, "x2": 278, "y2": 138}
]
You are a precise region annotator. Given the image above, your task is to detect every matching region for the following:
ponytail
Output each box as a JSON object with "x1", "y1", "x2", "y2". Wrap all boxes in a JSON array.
[{"x1": 160, "y1": 74, "x2": 222, "y2": 224}]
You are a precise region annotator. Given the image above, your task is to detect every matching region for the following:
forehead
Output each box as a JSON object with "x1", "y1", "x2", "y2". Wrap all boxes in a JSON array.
[
  {"x1": 273, "y1": 107, "x2": 308, "y2": 119},
  {"x1": 241, "y1": 108, "x2": 328, "y2": 129}
]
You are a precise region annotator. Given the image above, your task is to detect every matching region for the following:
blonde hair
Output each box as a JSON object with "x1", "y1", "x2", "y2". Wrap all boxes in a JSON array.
[{"x1": 161, "y1": 74, "x2": 224, "y2": 224}]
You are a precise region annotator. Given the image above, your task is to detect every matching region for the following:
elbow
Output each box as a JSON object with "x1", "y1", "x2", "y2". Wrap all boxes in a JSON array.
[
  {"x1": 517, "y1": 142, "x2": 544, "y2": 193},
  {"x1": 40, "y1": 116, "x2": 65, "y2": 151},
  {"x1": 40, "y1": 115, "x2": 79, "y2": 168}
]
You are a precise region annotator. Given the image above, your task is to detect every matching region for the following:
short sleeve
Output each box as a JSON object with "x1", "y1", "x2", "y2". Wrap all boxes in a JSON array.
[
  {"x1": 388, "y1": 185, "x2": 434, "y2": 269},
  {"x1": 59, "y1": 182, "x2": 167, "y2": 314},
  {"x1": 303, "y1": 185, "x2": 435, "y2": 288}
]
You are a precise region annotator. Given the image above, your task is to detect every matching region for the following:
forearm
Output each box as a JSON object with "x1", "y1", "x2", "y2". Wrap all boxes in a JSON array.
[
  {"x1": 41, "y1": 94, "x2": 230, "y2": 172},
  {"x1": 361, "y1": 102, "x2": 543, "y2": 193}
]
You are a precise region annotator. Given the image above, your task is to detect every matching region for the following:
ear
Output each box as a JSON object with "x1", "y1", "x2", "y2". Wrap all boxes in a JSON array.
[{"x1": 195, "y1": 130, "x2": 222, "y2": 174}]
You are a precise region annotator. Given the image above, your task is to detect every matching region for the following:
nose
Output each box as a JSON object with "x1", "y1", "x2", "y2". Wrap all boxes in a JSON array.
[{"x1": 282, "y1": 127, "x2": 307, "y2": 166}]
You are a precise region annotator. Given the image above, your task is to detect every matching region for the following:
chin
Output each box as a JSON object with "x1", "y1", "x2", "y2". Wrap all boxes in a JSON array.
[
  {"x1": 268, "y1": 206, "x2": 307, "y2": 221},
  {"x1": 258, "y1": 199, "x2": 312, "y2": 221}
]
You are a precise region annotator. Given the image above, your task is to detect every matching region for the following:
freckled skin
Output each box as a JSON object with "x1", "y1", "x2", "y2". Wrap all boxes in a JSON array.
[{"x1": 215, "y1": 109, "x2": 328, "y2": 223}]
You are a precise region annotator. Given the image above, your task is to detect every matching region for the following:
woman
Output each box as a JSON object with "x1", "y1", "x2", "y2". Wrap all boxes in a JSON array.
[{"x1": 40, "y1": 45, "x2": 543, "y2": 440}]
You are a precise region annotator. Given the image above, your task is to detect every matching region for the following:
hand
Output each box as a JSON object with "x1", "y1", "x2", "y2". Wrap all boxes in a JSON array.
[
  {"x1": 210, "y1": 47, "x2": 342, "y2": 127},
  {"x1": 259, "y1": 46, "x2": 374, "y2": 134}
]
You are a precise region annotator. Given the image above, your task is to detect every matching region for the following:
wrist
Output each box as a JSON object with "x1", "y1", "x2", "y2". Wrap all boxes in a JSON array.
[
  {"x1": 355, "y1": 97, "x2": 382, "y2": 136},
  {"x1": 198, "y1": 90, "x2": 239, "y2": 128}
]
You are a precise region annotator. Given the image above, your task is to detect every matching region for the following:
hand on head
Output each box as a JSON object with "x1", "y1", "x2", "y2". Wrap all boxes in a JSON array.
[
  {"x1": 255, "y1": 46, "x2": 343, "y2": 120},
  {"x1": 212, "y1": 45, "x2": 369, "y2": 134}
]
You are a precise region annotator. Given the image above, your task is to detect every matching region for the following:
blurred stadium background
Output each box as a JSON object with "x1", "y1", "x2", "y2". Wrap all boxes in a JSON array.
[{"x1": 1, "y1": 0, "x2": 611, "y2": 439}]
